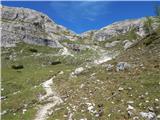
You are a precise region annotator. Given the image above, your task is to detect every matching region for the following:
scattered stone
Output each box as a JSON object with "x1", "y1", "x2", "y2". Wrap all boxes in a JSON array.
[
  {"x1": 118, "y1": 87, "x2": 124, "y2": 91},
  {"x1": 111, "y1": 101, "x2": 114, "y2": 104},
  {"x1": 80, "y1": 84, "x2": 85, "y2": 89},
  {"x1": 22, "y1": 109, "x2": 27, "y2": 114},
  {"x1": 148, "y1": 107, "x2": 154, "y2": 112},
  {"x1": 128, "y1": 111, "x2": 133, "y2": 117},
  {"x1": 1, "y1": 88, "x2": 4, "y2": 91},
  {"x1": 140, "y1": 112, "x2": 157, "y2": 120},
  {"x1": 139, "y1": 95, "x2": 145, "y2": 99},
  {"x1": 133, "y1": 116, "x2": 139, "y2": 120},
  {"x1": 88, "y1": 106, "x2": 94, "y2": 112},
  {"x1": 127, "y1": 101, "x2": 134, "y2": 104},
  {"x1": 105, "y1": 64, "x2": 114, "y2": 71},
  {"x1": 59, "y1": 47, "x2": 74, "y2": 56},
  {"x1": 63, "y1": 114, "x2": 68, "y2": 118},
  {"x1": 127, "y1": 105, "x2": 134, "y2": 111},
  {"x1": 0, "y1": 96, "x2": 7, "y2": 100},
  {"x1": 80, "y1": 118, "x2": 87, "y2": 120},
  {"x1": 108, "y1": 114, "x2": 111, "y2": 117},
  {"x1": 72, "y1": 67, "x2": 84, "y2": 76},
  {"x1": 155, "y1": 99, "x2": 159, "y2": 102},
  {"x1": 123, "y1": 40, "x2": 134, "y2": 50},
  {"x1": 139, "y1": 103, "x2": 143, "y2": 106},
  {"x1": 157, "y1": 115, "x2": 160, "y2": 119},
  {"x1": 58, "y1": 71, "x2": 64, "y2": 75},
  {"x1": 105, "y1": 41, "x2": 120, "y2": 48},
  {"x1": 145, "y1": 92, "x2": 149, "y2": 95},
  {"x1": 68, "y1": 112, "x2": 74, "y2": 120},
  {"x1": 0, "y1": 110, "x2": 7, "y2": 115},
  {"x1": 86, "y1": 103, "x2": 97, "y2": 114},
  {"x1": 127, "y1": 87, "x2": 132, "y2": 90},
  {"x1": 48, "y1": 109, "x2": 53, "y2": 116}
]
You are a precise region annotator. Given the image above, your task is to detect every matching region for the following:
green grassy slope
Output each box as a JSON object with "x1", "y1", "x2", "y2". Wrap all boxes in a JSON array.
[
  {"x1": 1, "y1": 29, "x2": 160, "y2": 120},
  {"x1": 47, "y1": 31, "x2": 160, "y2": 120}
]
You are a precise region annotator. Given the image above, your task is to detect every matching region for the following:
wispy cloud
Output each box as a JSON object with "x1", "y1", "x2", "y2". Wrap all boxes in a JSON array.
[{"x1": 50, "y1": 2, "x2": 110, "y2": 22}]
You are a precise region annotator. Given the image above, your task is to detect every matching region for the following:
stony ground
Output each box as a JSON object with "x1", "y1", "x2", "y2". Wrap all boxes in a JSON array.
[{"x1": 1, "y1": 31, "x2": 160, "y2": 120}]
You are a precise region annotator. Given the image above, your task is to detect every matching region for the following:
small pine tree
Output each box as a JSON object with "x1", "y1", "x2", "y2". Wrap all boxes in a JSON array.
[
  {"x1": 144, "y1": 17, "x2": 153, "y2": 35},
  {"x1": 155, "y1": 5, "x2": 160, "y2": 17},
  {"x1": 155, "y1": 5, "x2": 160, "y2": 29}
]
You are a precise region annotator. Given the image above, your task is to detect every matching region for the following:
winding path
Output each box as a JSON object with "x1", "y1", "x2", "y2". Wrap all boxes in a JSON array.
[{"x1": 34, "y1": 77, "x2": 63, "y2": 120}]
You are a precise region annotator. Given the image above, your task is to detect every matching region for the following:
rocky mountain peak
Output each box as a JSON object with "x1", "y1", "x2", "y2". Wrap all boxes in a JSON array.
[
  {"x1": 1, "y1": 6, "x2": 79, "y2": 47},
  {"x1": 81, "y1": 17, "x2": 159, "y2": 42}
]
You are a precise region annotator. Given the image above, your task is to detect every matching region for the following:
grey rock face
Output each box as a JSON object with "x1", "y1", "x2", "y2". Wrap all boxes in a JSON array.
[
  {"x1": 82, "y1": 17, "x2": 159, "y2": 42},
  {"x1": 1, "y1": 6, "x2": 78, "y2": 48}
]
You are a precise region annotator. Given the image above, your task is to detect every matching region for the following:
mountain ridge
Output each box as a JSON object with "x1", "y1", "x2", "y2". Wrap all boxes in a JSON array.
[
  {"x1": 1, "y1": 5, "x2": 79, "y2": 48},
  {"x1": 1, "y1": 5, "x2": 159, "y2": 48}
]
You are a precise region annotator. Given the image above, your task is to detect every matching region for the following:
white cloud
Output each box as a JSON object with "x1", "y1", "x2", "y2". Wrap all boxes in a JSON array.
[{"x1": 50, "y1": 2, "x2": 110, "y2": 22}]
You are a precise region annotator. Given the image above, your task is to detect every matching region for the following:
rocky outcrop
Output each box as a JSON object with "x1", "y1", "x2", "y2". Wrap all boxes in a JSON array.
[
  {"x1": 1, "y1": 6, "x2": 79, "y2": 48},
  {"x1": 81, "y1": 17, "x2": 159, "y2": 42},
  {"x1": 1, "y1": 6, "x2": 159, "y2": 49}
]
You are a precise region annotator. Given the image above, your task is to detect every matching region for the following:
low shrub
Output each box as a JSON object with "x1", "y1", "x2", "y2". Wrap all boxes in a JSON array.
[
  {"x1": 50, "y1": 61, "x2": 61, "y2": 65},
  {"x1": 29, "y1": 48, "x2": 38, "y2": 53},
  {"x1": 12, "y1": 64, "x2": 24, "y2": 69}
]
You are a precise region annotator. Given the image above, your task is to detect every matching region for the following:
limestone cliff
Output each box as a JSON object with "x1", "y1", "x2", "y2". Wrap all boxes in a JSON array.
[
  {"x1": 81, "y1": 17, "x2": 159, "y2": 42},
  {"x1": 1, "y1": 6, "x2": 79, "y2": 47}
]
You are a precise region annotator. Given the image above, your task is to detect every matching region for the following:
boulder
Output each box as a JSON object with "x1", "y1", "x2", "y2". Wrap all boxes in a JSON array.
[
  {"x1": 140, "y1": 112, "x2": 157, "y2": 120},
  {"x1": 105, "y1": 41, "x2": 120, "y2": 48},
  {"x1": 116, "y1": 62, "x2": 131, "y2": 71}
]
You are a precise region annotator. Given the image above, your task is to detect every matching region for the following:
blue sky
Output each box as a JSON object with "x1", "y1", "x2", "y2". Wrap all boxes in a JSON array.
[{"x1": 1, "y1": 1, "x2": 160, "y2": 33}]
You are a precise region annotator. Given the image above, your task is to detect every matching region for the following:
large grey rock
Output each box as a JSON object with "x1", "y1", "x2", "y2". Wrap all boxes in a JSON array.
[
  {"x1": 1, "y1": 6, "x2": 79, "y2": 48},
  {"x1": 140, "y1": 112, "x2": 157, "y2": 120},
  {"x1": 116, "y1": 62, "x2": 131, "y2": 71}
]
